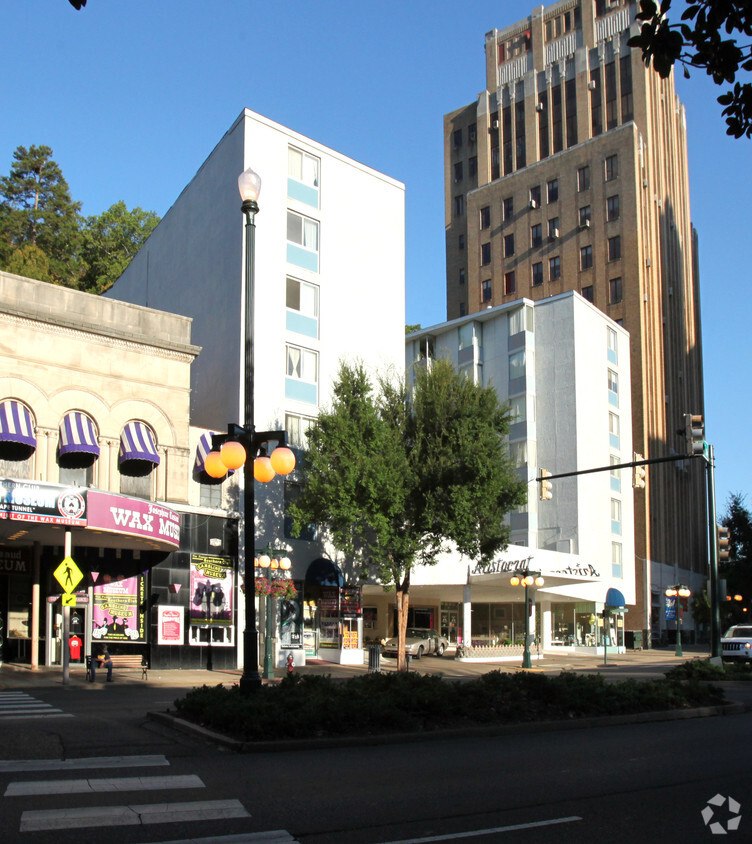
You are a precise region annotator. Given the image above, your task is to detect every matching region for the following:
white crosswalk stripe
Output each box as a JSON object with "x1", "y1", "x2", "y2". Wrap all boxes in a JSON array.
[
  {"x1": 0, "y1": 690, "x2": 71, "y2": 719},
  {"x1": 0, "y1": 753, "x2": 302, "y2": 841}
]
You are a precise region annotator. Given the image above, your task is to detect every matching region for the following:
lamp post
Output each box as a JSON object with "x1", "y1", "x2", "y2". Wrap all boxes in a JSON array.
[
  {"x1": 510, "y1": 571, "x2": 544, "y2": 669},
  {"x1": 203, "y1": 167, "x2": 297, "y2": 694},
  {"x1": 255, "y1": 550, "x2": 292, "y2": 680},
  {"x1": 665, "y1": 585, "x2": 691, "y2": 657}
]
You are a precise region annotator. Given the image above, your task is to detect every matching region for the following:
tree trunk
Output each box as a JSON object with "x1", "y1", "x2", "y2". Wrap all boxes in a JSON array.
[{"x1": 395, "y1": 572, "x2": 410, "y2": 672}]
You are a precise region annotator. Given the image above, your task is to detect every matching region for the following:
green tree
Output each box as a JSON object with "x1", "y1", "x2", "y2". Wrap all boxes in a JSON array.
[
  {"x1": 4, "y1": 244, "x2": 52, "y2": 282},
  {"x1": 80, "y1": 201, "x2": 160, "y2": 293},
  {"x1": 290, "y1": 359, "x2": 527, "y2": 670},
  {"x1": 628, "y1": 0, "x2": 752, "y2": 138},
  {"x1": 0, "y1": 145, "x2": 84, "y2": 286},
  {"x1": 721, "y1": 493, "x2": 752, "y2": 622}
]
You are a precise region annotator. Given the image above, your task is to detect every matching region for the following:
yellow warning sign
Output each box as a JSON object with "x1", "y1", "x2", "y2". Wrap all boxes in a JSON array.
[
  {"x1": 53, "y1": 557, "x2": 84, "y2": 594},
  {"x1": 61, "y1": 594, "x2": 77, "y2": 607}
]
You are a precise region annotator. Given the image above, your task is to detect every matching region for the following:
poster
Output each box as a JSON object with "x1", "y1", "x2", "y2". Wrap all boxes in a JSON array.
[
  {"x1": 190, "y1": 554, "x2": 234, "y2": 627},
  {"x1": 93, "y1": 575, "x2": 146, "y2": 642},
  {"x1": 157, "y1": 606, "x2": 185, "y2": 645},
  {"x1": 280, "y1": 585, "x2": 303, "y2": 648}
]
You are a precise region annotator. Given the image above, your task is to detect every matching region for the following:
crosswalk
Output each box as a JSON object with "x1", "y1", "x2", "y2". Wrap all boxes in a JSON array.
[
  {"x1": 0, "y1": 753, "x2": 298, "y2": 842},
  {"x1": 0, "y1": 691, "x2": 72, "y2": 719}
]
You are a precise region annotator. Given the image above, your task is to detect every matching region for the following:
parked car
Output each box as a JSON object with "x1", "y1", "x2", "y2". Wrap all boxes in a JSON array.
[
  {"x1": 382, "y1": 628, "x2": 449, "y2": 659},
  {"x1": 721, "y1": 625, "x2": 752, "y2": 663}
]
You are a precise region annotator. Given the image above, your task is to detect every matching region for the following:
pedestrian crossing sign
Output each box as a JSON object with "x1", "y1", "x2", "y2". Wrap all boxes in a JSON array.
[
  {"x1": 61, "y1": 594, "x2": 77, "y2": 607},
  {"x1": 53, "y1": 557, "x2": 84, "y2": 594}
]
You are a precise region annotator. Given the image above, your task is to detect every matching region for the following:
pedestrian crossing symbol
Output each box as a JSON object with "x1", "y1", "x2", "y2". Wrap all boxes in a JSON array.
[{"x1": 53, "y1": 557, "x2": 84, "y2": 594}]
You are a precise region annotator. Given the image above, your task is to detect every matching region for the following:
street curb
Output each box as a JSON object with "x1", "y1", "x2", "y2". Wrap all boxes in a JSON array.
[{"x1": 147, "y1": 700, "x2": 748, "y2": 754}]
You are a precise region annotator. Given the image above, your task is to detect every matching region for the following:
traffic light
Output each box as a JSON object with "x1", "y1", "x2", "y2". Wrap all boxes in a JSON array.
[
  {"x1": 718, "y1": 525, "x2": 730, "y2": 562},
  {"x1": 539, "y1": 469, "x2": 553, "y2": 500},
  {"x1": 633, "y1": 453, "x2": 646, "y2": 489},
  {"x1": 684, "y1": 413, "x2": 704, "y2": 456}
]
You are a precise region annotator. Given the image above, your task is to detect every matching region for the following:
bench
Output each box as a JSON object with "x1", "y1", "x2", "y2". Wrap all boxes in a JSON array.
[{"x1": 86, "y1": 654, "x2": 148, "y2": 680}]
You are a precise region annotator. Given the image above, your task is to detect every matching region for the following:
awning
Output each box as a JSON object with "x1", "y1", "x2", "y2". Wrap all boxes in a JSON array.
[
  {"x1": 59, "y1": 411, "x2": 100, "y2": 457},
  {"x1": 193, "y1": 432, "x2": 233, "y2": 483},
  {"x1": 0, "y1": 400, "x2": 36, "y2": 448},
  {"x1": 119, "y1": 422, "x2": 160, "y2": 467}
]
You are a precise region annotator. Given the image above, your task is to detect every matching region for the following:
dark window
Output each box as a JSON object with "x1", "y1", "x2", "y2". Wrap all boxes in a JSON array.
[
  {"x1": 620, "y1": 56, "x2": 633, "y2": 121},
  {"x1": 454, "y1": 162, "x2": 463, "y2": 182},
  {"x1": 491, "y1": 110, "x2": 500, "y2": 181},
  {"x1": 459, "y1": 267, "x2": 466, "y2": 285},
  {"x1": 454, "y1": 195, "x2": 465, "y2": 216},
  {"x1": 531, "y1": 223, "x2": 542, "y2": 248},
  {"x1": 530, "y1": 185, "x2": 542, "y2": 208},
  {"x1": 549, "y1": 255, "x2": 561, "y2": 280},
  {"x1": 547, "y1": 179, "x2": 559, "y2": 203},
  {"x1": 538, "y1": 91, "x2": 549, "y2": 159},
  {"x1": 460, "y1": 302, "x2": 467, "y2": 316},
  {"x1": 453, "y1": 129, "x2": 462, "y2": 149},
  {"x1": 482, "y1": 279, "x2": 492, "y2": 302},
  {"x1": 504, "y1": 233, "x2": 515, "y2": 257},
  {"x1": 608, "y1": 235, "x2": 621, "y2": 261},
  {"x1": 609, "y1": 276, "x2": 623, "y2": 304},
  {"x1": 580, "y1": 245, "x2": 593, "y2": 270},
  {"x1": 503, "y1": 196, "x2": 514, "y2": 220},
  {"x1": 582, "y1": 285, "x2": 594, "y2": 303},
  {"x1": 590, "y1": 69, "x2": 602, "y2": 136},
  {"x1": 468, "y1": 156, "x2": 478, "y2": 177},
  {"x1": 468, "y1": 123, "x2": 477, "y2": 142},
  {"x1": 480, "y1": 206, "x2": 491, "y2": 229},
  {"x1": 579, "y1": 205, "x2": 591, "y2": 227},
  {"x1": 481, "y1": 242, "x2": 492, "y2": 265},
  {"x1": 578, "y1": 165, "x2": 590, "y2": 191},
  {"x1": 459, "y1": 234, "x2": 465, "y2": 250},
  {"x1": 515, "y1": 97, "x2": 526, "y2": 169},
  {"x1": 566, "y1": 78, "x2": 578, "y2": 147},
  {"x1": 502, "y1": 105, "x2": 513, "y2": 175},
  {"x1": 605, "y1": 154, "x2": 618, "y2": 181},
  {"x1": 552, "y1": 83, "x2": 563, "y2": 153},
  {"x1": 607, "y1": 194, "x2": 620, "y2": 221},
  {"x1": 532, "y1": 262, "x2": 544, "y2": 286},
  {"x1": 548, "y1": 217, "x2": 560, "y2": 239},
  {"x1": 605, "y1": 61, "x2": 617, "y2": 129},
  {"x1": 504, "y1": 271, "x2": 516, "y2": 295}
]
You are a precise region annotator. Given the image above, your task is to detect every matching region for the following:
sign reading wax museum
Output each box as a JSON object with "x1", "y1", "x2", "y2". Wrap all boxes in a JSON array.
[
  {"x1": 93, "y1": 574, "x2": 146, "y2": 642},
  {"x1": 87, "y1": 490, "x2": 180, "y2": 548},
  {"x1": 0, "y1": 479, "x2": 86, "y2": 526}
]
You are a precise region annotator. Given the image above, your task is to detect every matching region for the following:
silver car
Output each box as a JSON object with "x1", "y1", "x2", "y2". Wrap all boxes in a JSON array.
[
  {"x1": 382, "y1": 628, "x2": 449, "y2": 659},
  {"x1": 721, "y1": 625, "x2": 752, "y2": 662}
]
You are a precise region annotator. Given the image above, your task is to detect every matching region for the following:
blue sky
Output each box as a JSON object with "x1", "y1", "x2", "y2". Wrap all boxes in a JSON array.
[{"x1": 1, "y1": 0, "x2": 749, "y2": 512}]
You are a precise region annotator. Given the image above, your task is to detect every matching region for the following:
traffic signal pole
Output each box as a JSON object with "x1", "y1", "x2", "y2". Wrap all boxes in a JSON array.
[{"x1": 706, "y1": 444, "x2": 721, "y2": 659}]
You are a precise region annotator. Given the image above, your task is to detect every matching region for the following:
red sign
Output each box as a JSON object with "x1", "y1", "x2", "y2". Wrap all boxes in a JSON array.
[{"x1": 87, "y1": 490, "x2": 180, "y2": 548}]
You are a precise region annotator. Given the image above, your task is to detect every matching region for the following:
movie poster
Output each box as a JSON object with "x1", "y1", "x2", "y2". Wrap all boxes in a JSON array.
[
  {"x1": 92, "y1": 574, "x2": 146, "y2": 642},
  {"x1": 190, "y1": 554, "x2": 234, "y2": 627}
]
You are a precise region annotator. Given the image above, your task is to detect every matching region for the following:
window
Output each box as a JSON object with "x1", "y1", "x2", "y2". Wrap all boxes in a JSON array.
[
  {"x1": 286, "y1": 344, "x2": 318, "y2": 404},
  {"x1": 608, "y1": 327, "x2": 618, "y2": 362},
  {"x1": 459, "y1": 234, "x2": 465, "y2": 250},
  {"x1": 605, "y1": 60, "x2": 618, "y2": 129},
  {"x1": 608, "y1": 369, "x2": 619, "y2": 406},
  {"x1": 503, "y1": 196, "x2": 514, "y2": 221},
  {"x1": 611, "y1": 498, "x2": 622, "y2": 535},
  {"x1": 579, "y1": 205, "x2": 591, "y2": 227},
  {"x1": 285, "y1": 412, "x2": 316, "y2": 450},
  {"x1": 609, "y1": 411, "x2": 620, "y2": 448},
  {"x1": 468, "y1": 123, "x2": 477, "y2": 142},
  {"x1": 199, "y1": 482, "x2": 222, "y2": 509},
  {"x1": 459, "y1": 267, "x2": 466, "y2": 285},
  {"x1": 532, "y1": 262, "x2": 543, "y2": 286},
  {"x1": 547, "y1": 179, "x2": 559, "y2": 203},
  {"x1": 508, "y1": 305, "x2": 533, "y2": 335},
  {"x1": 605, "y1": 154, "x2": 618, "y2": 181},
  {"x1": 453, "y1": 129, "x2": 462, "y2": 149},
  {"x1": 610, "y1": 454, "x2": 621, "y2": 492},
  {"x1": 510, "y1": 395, "x2": 527, "y2": 423},
  {"x1": 454, "y1": 195, "x2": 465, "y2": 216},
  {"x1": 481, "y1": 243, "x2": 492, "y2": 266},
  {"x1": 531, "y1": 223, "x2": 542, "y2": 248},
  {"x1": 529, "y1": 185, "x2": 541, "y2": 208},
  {"x1": 458, "y1": 322, "x2": 478, "y2": 350},
  {"x1": 286, "y1": 277, "x2": 319, "y2": 339},
  {"x1": 454, "y1": 162, "x2": 463, "y2": 183},
  {"x1": 620, "y1": 55, "x2": 634, "y2": 121},
  {"x1": 468, "y1": 156, "x2": 478, "y2": 177},
  {"x1": 482, "y1": 279, "x2": 492, "y2": 302},
  {"x1": 549, "y1": 255, "x2": 561, "y2": 280},
  {"x1": 607, "y1": 194, "x2": 620, "y2": 221},
  {"x1": 577, "y1": 165, "x2": 590, "y2": 191},
  {"x1": 504, "y1": 271, "x2": 516, "y2": 295},
  {"x1": 548, "y1": 217, "x2": 560, "y2": 239},
  {"x1": 288, "y1": 147, "x2": 320, "y2": 207},
  {"x1": 582, "y1": 284, "x2": 594, "y2": 302},
  {"x1": 459, "y1": 302, "x2": 467, "y2": 317},
  {"x1": 609, "y1": 276, "x2": 622, "y2": 304},
  {"x1": 509, "y1": 441, "x2": 528, "y2": 468},
  {"x1": 590, "y1": 68, "x2": 602, "y2": 136},
  {"x1": 508, "y1": 349, "x2": 526, "y2": 380},
  {"x1": 580, "y1": 245, "x2": 593, "y2": 270},
  {"x1": 608, "y1": 235, "x2": 621, "y2": 261},
  {"x1": 287, "y1": 211, "x2": 319, "y2": 272},
  {"x1": 504, "y1": 233, "x2": 515, "y2": 257},
  {"x1": 480, "y1": 206, "x2": 491, "y2": 229},
  {"x1": 612, "y1": 542, "x2": 623, "y2": 578}
]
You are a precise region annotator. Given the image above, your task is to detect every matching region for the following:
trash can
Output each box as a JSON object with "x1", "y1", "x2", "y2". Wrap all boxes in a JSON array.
[{"x1": 368, "y1": 644, "x2": 381, "y2": 673}]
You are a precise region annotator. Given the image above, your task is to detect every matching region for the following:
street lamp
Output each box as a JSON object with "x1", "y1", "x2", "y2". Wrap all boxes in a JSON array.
[
  {"x1": 510, "y1": 570, "x2": 544, "y2": 669},
  {"x1": 255, "y1": 550, "x2": 293, "y2": 680},
  {"x1": 203, "y1": 167, "x2": 296, "y2": 694},
  {"x1": 665, "y1": 585, "x2": 691, "y2": 657}
]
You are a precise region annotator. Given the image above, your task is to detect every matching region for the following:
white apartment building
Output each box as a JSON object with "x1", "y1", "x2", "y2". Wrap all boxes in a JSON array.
[
  {"x1": 371, "y1": 291, "x2": 638, "y2": 654},
  {"x1": 108, "y1": 109, "x2": 406, "y2": 666}
]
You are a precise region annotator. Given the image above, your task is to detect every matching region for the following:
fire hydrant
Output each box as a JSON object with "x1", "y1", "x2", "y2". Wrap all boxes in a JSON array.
[{"x1": 286, "y1": 652, "x2": 295, "y2": 675}]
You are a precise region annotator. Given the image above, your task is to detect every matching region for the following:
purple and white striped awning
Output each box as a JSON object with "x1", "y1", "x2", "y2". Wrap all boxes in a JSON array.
[
  {"x1": 0, "y1": 400, "x2": 36, "y2": 448},
  {"x1": 119, "y1": 421, "x2": 160, "y2": 467},
  {"x1": 59, "y1": 411, "x2": 100, "y2": 457}
]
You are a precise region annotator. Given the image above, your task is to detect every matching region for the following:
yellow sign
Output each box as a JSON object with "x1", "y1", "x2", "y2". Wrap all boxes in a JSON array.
[
  {"x1": 53, "y1": 557, "x2": 84, "y2": 594},
  {"x1": 61, "y1": 594, "x2": 77, "y2": 607}
]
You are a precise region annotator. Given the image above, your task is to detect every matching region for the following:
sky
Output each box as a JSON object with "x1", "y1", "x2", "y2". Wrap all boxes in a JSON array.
[{"x1": 1, "y1": 0, "x2": 749, "y2": 513}]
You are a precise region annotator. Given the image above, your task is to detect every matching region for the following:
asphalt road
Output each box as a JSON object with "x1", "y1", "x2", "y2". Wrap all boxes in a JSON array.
[{"x1": 0, "y1": 651, "x2": 748, "y2": 843}]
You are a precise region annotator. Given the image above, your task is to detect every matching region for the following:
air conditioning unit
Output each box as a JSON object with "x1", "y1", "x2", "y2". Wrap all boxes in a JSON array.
[
  {"x1": 529, "y1": 199, "x2": 539, "y2": 209},
  {"x1": 552, "y1": 228, "x2": 560, "y2": 239},
  {"x1": 535, "y1": 102, "x2": 544, "y2": 112},
  {"x1": 588, "y1": 80, "x2": 597, "y2": 90},
  {"x1": 492, "y1": 119, "x2": 500, "y2": 129}
]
